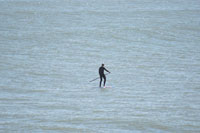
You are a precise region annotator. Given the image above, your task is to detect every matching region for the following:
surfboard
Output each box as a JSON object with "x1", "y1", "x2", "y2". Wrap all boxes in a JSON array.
[{"x1": 101, "y1": 86, "x2": 112, "y2": 88}]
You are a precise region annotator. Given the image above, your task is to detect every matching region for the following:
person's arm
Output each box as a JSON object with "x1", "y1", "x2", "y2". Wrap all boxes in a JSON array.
[{"x1": 104, "y1": 68, "x2": 111, "y2": 73}]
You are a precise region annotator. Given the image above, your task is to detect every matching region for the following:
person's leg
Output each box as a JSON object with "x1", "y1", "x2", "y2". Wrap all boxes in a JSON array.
[
  {"x1": 103, "y1": 74, "x2": 106, "y2": 87},
  {"x1": 99, "y1": 75, "x2": 103, "y2": 87}
]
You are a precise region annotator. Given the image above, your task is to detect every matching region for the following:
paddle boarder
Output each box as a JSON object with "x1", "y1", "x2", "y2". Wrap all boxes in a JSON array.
[{"x1": 99, "y1": 64, "x2": 110, "y2": 87}]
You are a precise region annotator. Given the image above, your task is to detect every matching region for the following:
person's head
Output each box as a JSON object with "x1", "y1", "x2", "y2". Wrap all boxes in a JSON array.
[{"x1": 102, "y1": 64, "x2": 104, "y2": 67}]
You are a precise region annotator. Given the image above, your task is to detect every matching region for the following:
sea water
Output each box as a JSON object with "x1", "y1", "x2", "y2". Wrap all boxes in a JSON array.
[{"x1": 0, "y1": 0, "x2": 200, "y2": 132}]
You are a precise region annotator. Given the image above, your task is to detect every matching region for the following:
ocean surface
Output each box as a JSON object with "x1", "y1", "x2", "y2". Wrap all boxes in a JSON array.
[{"x1": 0, "y1": 0, "x2": 200, "y2": 132}]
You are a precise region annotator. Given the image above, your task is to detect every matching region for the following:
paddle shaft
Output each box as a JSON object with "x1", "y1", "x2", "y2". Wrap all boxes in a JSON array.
[{"x1": 89, "y1": 73, "x2": 110, "y2": 82}]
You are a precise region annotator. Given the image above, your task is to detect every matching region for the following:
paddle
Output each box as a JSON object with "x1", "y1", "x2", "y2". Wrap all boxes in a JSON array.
[{"x1": 89, "y1": 73, "x2": 110, "y2": 82}]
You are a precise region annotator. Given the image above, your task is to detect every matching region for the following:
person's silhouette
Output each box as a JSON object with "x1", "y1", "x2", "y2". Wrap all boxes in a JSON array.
[{"x1": 99, "y1": 64, "x2": 110, "y2": 87}]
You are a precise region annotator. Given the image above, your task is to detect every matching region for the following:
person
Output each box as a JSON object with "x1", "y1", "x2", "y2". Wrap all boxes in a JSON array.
[{"x1": 99, "y1": 64, "x2": 110, "y2": 87}]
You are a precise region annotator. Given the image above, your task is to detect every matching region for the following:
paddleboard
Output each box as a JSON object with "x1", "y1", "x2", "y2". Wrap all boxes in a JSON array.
[{"x1": 101, "y1": 86, "x2": 112, "y2": 88}]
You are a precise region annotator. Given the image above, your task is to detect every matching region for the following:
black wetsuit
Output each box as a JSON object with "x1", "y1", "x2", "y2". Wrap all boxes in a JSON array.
[{"x1": 99, "y1": 66, "x2": 109, "y2": 87}]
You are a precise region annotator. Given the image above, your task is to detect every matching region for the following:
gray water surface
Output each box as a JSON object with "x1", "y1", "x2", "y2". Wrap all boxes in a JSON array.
[{"x1": 0, "y1": 0, "x2": 200, "y2": 132}]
